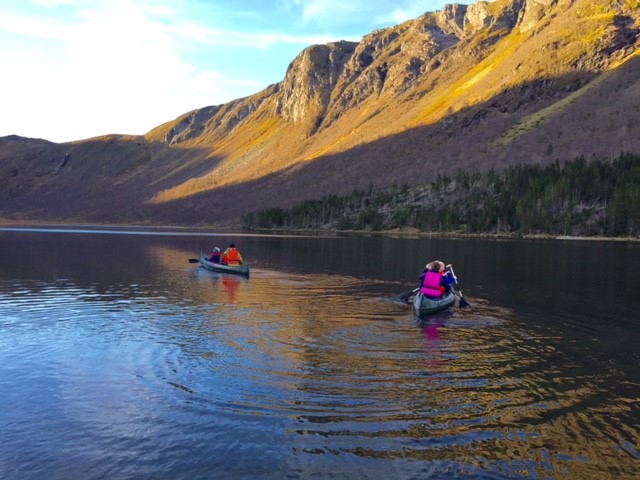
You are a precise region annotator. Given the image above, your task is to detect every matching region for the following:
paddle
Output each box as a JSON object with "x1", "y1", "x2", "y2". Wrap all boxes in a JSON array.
[
  {"x1": 446, "y1": 265, "x2": 470, "y2": 308},
  {"x1": 398, "y1": 287, "x2": 419, "y2": 302},
  {"x1": 188, "y1": 258, "x2": 200, "y2": 263},
  {"x1": 450, "y1": 285, "x2": 470, "y2": 308},
  {"x1": 456, "y1": 288, "x2": 470, "y2": 308},
  {"x1": 445, "y1": 264, "x2": 471, "y2": 308}
]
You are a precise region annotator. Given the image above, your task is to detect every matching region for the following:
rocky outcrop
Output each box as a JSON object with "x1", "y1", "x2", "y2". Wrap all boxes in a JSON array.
[
  {"x1": 165, "y1": 106, "x2": 221, "y2": 145},
  {"x1": 437, "y1": 3, "x2": 469, "y2": 36},
  {"x1": 518, "y1": 0, "x2": 565, "y2": 32},
  {"x1": 468, "y1": 0, "x2": 526, "y2": 32},
  {"x1": 277, "y1": 41, "x2": 357, "y2": 125}
]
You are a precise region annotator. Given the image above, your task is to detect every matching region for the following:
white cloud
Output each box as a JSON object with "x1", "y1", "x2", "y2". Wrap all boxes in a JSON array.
[
  {"x1": 294, "y1": 0, "x2": 460, "y2": 27},
  {"x1": 170, "y1": 22, "x2": 339, "y2": 49},
  {"x1": 0, "y1": 11, "x2": 67, "y2": 39},
  {"x1": 0, "y1": 1, "x2": 262, "y2": 141},
  {"x1": 300, "y1": 0, "x2": 371, "y2": 25},
  {"x1": 374, "y1": 8, "x2": 424, "y2": 25},
  {"x1": 33, "y1": 0, "x2": 74, "y2": 6}
]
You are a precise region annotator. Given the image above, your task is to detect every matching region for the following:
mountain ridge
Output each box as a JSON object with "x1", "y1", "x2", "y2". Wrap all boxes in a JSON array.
[{"x1": 1, "y1": 0, "x2": 639, "y2": 227}]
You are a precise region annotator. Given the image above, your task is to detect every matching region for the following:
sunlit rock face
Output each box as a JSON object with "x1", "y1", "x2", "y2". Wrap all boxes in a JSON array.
[
  {"x1": 278, "y1": 41, "x2": 358, "y2": 124},
  {"x1": 518, "y1": 0, "x2": 561, "y2": 32}
]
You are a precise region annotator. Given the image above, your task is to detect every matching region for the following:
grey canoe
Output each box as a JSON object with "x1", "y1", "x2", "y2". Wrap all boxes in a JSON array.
[
  {"x1": 199, "y1": 251, "x2": 250, "y2": 277},
  {"x1": 413, "y1": 291, "x2": 456, "y2": 316}
]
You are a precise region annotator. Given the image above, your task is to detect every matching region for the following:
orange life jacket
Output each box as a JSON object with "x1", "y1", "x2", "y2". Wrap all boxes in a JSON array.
[{"x1": 224, "y1": 248, "x2": 241, "y2": 265}]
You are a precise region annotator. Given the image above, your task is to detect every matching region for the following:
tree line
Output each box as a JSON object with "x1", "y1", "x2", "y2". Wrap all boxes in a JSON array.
[{"x1": 242, "y1": 152, "x2": 640, "y2": 237}]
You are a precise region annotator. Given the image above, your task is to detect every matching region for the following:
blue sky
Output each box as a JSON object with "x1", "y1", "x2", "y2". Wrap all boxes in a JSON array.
[{"x1": 0, "y1": 0, "x2": 469, "y2": 143}]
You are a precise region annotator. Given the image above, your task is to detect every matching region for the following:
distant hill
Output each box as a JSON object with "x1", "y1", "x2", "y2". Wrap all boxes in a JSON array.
[{"x1": 1, "y1": 0, "x2": 639, "y2": 227}]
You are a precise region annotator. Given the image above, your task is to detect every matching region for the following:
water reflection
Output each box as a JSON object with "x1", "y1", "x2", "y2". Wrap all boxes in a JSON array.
[
  {"x1": 0, "y1": 228, "x2": 639, "y2": 479},
  {"x1": 421, "y1": 316, "x2": 445, "y2": 371}
]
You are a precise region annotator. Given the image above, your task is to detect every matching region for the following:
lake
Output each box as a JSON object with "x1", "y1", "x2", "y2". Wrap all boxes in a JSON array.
[{"x1": 1, "y1": 227, "x2": 638, "y2": 479}]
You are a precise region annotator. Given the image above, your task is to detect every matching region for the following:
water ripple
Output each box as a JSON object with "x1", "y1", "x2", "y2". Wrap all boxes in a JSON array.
[{"x1": 1, "y1": 267, "x2": 639, "y2": 479}]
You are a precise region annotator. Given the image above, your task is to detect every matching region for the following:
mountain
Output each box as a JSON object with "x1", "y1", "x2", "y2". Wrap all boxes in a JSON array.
[{"x1": 1, "y1": 0, "x2": 639, "y2": 227}]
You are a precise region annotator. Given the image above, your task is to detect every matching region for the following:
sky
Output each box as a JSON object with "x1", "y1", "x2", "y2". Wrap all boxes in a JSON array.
[{"x1": 0, "y1": 0, "x2": 469, "y2": 143}]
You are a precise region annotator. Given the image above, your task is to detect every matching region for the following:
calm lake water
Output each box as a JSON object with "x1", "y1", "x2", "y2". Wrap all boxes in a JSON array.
[{"x1": 1, "y1": 227, "x2": 639, "y2": 479}]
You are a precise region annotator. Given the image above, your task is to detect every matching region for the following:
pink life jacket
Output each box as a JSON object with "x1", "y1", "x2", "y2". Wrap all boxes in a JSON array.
[{"x1": 420, "y1": 271, "x2": 443, "y2": 297}]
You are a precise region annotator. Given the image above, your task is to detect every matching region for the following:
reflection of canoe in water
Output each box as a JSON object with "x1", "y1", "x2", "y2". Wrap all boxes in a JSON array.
[
  {"x1": 199, "y1": 251, "x2": 250, "y2": 278},
  {"x1": 413, "y1": 291, "x2": 455, "y2": 316}
]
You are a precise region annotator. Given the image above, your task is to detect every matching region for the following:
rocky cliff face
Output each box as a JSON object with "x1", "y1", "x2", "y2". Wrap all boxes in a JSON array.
[
  {"x1": 1, "y1": 0, "x2": 639, "y2": 226},
  {"x1": 277, "y1": 41, "x2": 358, "y2": 125}
]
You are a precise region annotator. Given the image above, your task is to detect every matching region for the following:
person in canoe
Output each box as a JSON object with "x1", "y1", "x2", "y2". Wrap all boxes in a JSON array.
[
  {"x1": 419, "y1": 260, "x2": 455, "y2": 298},
  {"x1": 209, "y1": 247, "x2": 221, "y2": 263},
  {"x1": 221, "y1": 243, "x2": 243, "y2": 266}
]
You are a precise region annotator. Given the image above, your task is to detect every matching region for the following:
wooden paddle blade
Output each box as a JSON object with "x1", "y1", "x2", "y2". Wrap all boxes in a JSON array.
[
  {"x1": 188, "y1": 258, "x2": 200, "y2": 263},
  {"x1": 458, "y1": 295, "x2": 471, "y2": 308}
]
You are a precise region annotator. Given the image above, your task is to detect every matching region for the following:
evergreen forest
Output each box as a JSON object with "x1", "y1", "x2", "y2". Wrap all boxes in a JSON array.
[{"x1": 242, "y1": 153, "x2": 640, "y2": 238}]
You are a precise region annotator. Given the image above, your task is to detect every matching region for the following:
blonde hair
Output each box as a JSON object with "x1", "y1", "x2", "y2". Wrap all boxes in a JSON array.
[{"x1": 428, "y1": 260, "x2": 445, "y2": 272}]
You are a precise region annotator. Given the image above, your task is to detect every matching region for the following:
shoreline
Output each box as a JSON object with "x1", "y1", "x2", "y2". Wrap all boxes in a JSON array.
[{"x1": 1, "y1": 219, "x2": 638, "y2": 242}]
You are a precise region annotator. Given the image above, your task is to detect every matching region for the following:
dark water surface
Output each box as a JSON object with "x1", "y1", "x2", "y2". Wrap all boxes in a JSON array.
[{"x1": 1, "y1": 228, "x2": 638, "y2": 479}]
